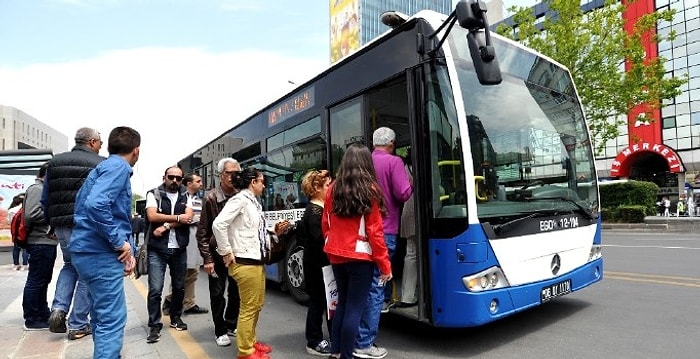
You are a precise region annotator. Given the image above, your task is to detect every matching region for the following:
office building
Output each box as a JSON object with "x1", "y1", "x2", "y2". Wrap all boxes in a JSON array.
[
  {"x1": 0, "y1": 105, "x2": 68, "y2": 153},
  {"x1": 497, "y1": 0, "x2": 700, "y2": 202},
  {"x1": 330, "y1": 0, "x2": 453, "y2": 63}
]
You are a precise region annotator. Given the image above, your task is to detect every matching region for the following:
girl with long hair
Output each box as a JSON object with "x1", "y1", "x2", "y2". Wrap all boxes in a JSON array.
[{"x1": 322, "y1": 144, "x2": 392, "y2": 359}]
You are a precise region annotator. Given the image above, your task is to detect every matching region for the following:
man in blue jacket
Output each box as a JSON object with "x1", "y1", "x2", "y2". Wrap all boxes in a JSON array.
[{"x1": 68, "y1": 126, "x2": 140, "y2": 359}]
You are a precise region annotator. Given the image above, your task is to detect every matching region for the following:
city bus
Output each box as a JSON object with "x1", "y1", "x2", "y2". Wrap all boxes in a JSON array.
[
  {"x1": 177, "y1": 0, "x2": 603, "y2": 327},
  {"x1": 0, "y1": 149, "x2": 53, "y2": 250}
]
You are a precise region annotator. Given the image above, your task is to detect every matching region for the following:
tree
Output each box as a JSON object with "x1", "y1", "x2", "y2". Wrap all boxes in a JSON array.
[{"x1": 496, "y1": 0, "x2": 687, "y2": 154}]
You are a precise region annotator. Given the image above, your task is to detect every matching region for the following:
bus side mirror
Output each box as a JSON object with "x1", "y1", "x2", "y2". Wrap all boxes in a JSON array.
[{"x1": 455, "y1": 0, "x2": 502, "y2": 85}]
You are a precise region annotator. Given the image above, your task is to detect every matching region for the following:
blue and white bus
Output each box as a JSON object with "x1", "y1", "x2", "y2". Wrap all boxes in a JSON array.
[{"x1": 178, "y1": 0, "x2": 603, "y2": 327}]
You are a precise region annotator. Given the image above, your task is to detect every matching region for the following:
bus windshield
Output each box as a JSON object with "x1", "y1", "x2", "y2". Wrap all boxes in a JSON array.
[{"x1": 448, "y1": 30, "x2": 599, "y2": 221}]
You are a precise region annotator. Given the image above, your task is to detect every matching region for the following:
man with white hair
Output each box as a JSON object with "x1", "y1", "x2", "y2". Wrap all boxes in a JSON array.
[
  {"x1": 43, "y1": 127, "x2": 105, "y2": 340},
  {"x1": 196, "y1": 158, "x2": 242, "y2": 347},
  {"x1": 355, "y1": 127, "x2": 413, "y2": 359}
]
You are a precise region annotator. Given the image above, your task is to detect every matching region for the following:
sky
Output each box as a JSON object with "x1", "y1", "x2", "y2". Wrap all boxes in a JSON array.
[{"x1": 0, "y1": 0, "x2": 532, "y2": 195}]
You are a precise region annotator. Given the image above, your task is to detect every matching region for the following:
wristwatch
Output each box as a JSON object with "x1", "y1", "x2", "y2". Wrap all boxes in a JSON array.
[{"x1": 163, "y1": 222, "x2": 171, "y2": 230}]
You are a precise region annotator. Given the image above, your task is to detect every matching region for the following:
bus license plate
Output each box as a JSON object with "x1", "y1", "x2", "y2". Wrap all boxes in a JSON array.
[{"x1": 541, "y1": 279, "x2": 572, "y2": 303}]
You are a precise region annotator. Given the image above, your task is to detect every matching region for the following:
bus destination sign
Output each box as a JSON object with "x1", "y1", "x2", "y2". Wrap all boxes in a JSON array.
[{"x1": 268, "y1": 87, "x2": 315, "y2": 127}]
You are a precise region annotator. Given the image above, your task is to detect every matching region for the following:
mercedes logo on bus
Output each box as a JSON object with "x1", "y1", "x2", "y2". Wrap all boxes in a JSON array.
[{"x1": 550, "y1": 254, "x2": 561, "y2": 275}]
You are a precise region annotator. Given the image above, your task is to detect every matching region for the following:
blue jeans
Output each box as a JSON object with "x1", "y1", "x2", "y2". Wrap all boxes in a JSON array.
[
  {"x1": 12, "y1": 244, "x2": 29, "y2": 265},
  {"x1": 356, "y1": 234, "x2": 396, "y2": 349},
  {"x1": 73, "y1": 251, "x2": 126, "y2": 359},
  {"x1": 53, "y1": 226, "x2": 92, "y2": 330},
  {"x1": 22, "y1": 244, "x2": 57, "y2": 326},
  {"x1": 330, "y1": 261, "x2": 374, "y2": 359},
  {"x1": 147, "y1": 248, "x2": 187, "y2": 328}
]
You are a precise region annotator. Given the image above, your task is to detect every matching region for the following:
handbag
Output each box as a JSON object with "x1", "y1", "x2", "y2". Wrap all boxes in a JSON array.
[
  {"x1": 322, "y1": 265, "x2": 337, "y2": 319},
  {"x1": 134, "y1": 187, "x2": 163, "y2": 278},
  {"x1": 134, "y1": 234, "x2": 149, "y2": 279},
  {"x1": 264, "y1": 229, "x2": 289, "y2": 265}
]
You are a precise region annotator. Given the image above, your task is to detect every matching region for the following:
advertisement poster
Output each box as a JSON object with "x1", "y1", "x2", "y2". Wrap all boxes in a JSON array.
[
  {"x1": 330, "y1": 0, "x2": 360, "y2": 63},
  {"x1": 0, "y1": 174, "x2": 36, "y2": 249},
  {"x1": 272, "y1": 182, "x2": 300, "y2": 210}
]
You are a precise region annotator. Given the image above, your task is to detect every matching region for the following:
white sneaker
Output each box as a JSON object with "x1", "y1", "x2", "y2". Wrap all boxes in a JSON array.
[
  {"x1": 353, "y1": 344, "x2": 388, "y2": 359},
  {"x1": 215, "y1": 335, "x2": 231, "y2": 347},
  {"x1": 227, "y1": 328, "x2": 237, "y2": 337}
]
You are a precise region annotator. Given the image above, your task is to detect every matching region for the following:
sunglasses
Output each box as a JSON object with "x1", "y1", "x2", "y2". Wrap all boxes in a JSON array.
[{"x1": 166, "y1": 175, "x2": 183, "y2": 181}]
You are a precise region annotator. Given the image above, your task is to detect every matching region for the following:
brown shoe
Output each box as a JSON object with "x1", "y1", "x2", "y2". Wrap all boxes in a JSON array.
[{"x1": 68, "y1": 326, "x2": 92, "y2": 340}]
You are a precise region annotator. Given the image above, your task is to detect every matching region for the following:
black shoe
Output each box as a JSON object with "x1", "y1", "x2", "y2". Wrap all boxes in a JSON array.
[
  {"x1": 48, "y1": 309, "x2": 67, "y2": 333},
  {"x1": 170, "y1": 317, "x2": 188, "y2": 331},
  {"x1": 162, "y1": 299, "x2": 171, "y2": 316},
  {"x1": 146, "y1": 327, "x2": 161, "y2": 343},
  {"x1": 184, "y1": 305, "x2": 209, "y2": 314}
]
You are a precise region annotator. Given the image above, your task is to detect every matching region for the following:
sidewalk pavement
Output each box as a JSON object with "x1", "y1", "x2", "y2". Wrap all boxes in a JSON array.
[
  {"x1": 1, "y1": 255, "x2": 188, "y2": 359},
  {"x1": 603, "y1": 215, "x2": 700, "y2": 232}
]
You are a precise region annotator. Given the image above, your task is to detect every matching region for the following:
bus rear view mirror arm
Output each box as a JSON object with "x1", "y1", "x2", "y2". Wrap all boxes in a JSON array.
[{"x1": 456, "y1": 0, "x2": 502, "y2": 85}]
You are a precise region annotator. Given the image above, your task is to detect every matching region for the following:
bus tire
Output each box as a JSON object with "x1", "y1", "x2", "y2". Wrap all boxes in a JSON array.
[{"x1": 284, "y1": 238, "x2": 309, "y2": 304}]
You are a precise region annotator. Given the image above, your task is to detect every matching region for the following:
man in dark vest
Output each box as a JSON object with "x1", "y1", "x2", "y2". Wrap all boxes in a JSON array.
[
  {"x1": 145, "y1": 166, "x2": 193, "y2": 344},
  {"x1": 42, "y1": 127, "x2": 104, "y2": 339}
]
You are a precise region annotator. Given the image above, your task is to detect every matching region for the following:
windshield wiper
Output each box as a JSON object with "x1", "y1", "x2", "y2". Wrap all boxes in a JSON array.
[
  {"x1": 525, "y1": 196, "x2": 596, "y2": 220},
  {"x1": 491, "y1": 212, "x2": 544, "y2": 234},
  {"x1": 519, "y1": 180, "x2": 543, "y2": 190}
]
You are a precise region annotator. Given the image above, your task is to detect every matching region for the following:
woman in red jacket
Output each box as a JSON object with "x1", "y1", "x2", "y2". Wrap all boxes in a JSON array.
[{"x1": 322, "y1": 143, "x2": 392, "y2": 359}]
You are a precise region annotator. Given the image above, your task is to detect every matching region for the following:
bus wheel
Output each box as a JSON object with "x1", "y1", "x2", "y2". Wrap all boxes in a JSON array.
[{"x1": 284, "y1": 238, "x2": 309, "y2": 304}]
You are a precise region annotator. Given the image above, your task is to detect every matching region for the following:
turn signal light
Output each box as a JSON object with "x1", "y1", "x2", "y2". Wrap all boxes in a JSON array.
[
  {"x1": 463, "y1": 266, "x2": 509, "y2": 292},
  {"x1": 588, "y1": 245, "x2": 602, "y2": 262}
]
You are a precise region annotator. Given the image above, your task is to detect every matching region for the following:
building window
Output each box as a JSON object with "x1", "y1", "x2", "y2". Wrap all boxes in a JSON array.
[
  {"x1": 678, "y1": 137, "x2": 692, "y2": 149},
  {"x1": 663, "y1": 116, "x2": 677, "y2": 129},
  {"x1": 691, "y1": 112, "x2": 700, "y2": 125}
]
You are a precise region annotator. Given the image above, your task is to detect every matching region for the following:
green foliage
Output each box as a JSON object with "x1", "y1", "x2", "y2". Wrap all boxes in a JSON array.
[
  {"x1": 600, "y1": 207, "x2": 618, "y2": 222},
  {"x1": 616, "y1": 205, "x2": 648, "y2": 223},
  {"x1": 598, "y1": 180, "x2": 658, "y2": 221},
  {"x1": 495, "y1": 0, "x2": 687, "y2": 155}
]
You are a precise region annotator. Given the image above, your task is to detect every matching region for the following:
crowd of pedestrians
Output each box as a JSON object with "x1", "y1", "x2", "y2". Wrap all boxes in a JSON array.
[{"x1": 14, "y1": 125, "x2": 416, "y2": 359}]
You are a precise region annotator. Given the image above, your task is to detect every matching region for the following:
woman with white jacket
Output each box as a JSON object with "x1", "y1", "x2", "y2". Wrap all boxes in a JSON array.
[{"x1": 212, "y1": 168, "x2": 289, "y2": 359}]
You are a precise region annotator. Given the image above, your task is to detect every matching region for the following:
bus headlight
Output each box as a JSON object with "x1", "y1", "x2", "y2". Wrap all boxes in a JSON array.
[
  {"x1": 463, "y1": 267, "x2": 510, "y2": 292},
  {"x1": 588, "y1": 245, "x2": 602, "y2": 262}
]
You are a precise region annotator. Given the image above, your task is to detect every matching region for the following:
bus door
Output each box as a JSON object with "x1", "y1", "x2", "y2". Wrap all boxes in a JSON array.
[{"x1": 364, "y1": 75, "x2": 427, "y2": 322}]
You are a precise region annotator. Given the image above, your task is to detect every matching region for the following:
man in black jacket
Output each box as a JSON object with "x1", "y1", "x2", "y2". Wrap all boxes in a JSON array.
[{"x1": 42, "y1": 127, "x2": 105, "y2": 340}]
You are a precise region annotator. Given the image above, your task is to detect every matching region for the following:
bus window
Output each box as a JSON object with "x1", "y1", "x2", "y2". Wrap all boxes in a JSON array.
[
  {"x1": 366, "y1": 77, "x2": 410, "y2": 147},
  {"x1": 329, "y1": 98, "x2": 363, "y2": 174},
  {"x1": 264, "y1": 137, "x2": 326, "y2": 211},
  {"x1": 260, "y1": 116, "x2": 326, "y2": 212},
  {"x1": 426, "y1": 64, "x2": 467, "y2": 224}
]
